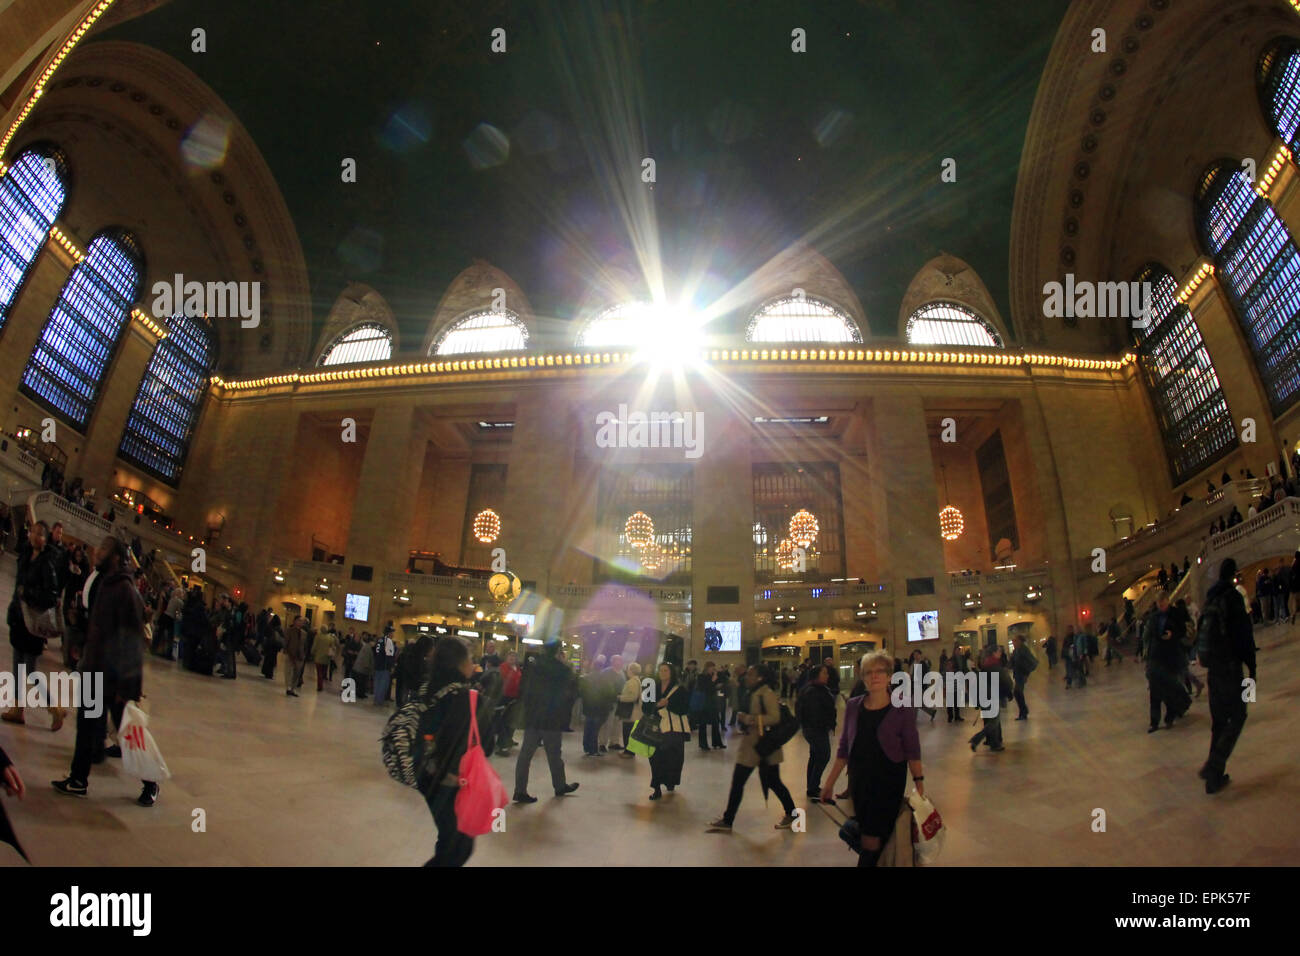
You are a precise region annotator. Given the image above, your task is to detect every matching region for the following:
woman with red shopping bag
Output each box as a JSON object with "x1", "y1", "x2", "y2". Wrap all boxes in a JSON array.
[{"x1": 415, "y1": 638, "x2": 498, "y2": 867}]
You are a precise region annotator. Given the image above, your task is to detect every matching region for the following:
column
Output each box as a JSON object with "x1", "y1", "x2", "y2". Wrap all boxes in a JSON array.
[
  {"x1": 690, "y1": 393, "x2": 754, "y2": 662},
  {"x1": 868, "y1": 393, "x2": 955, "y2": 656}
]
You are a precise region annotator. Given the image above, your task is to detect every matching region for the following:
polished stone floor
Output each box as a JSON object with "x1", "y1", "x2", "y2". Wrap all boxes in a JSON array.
[{"x1": 1, "y1": 561, "x2": 1297, "y2": 866}]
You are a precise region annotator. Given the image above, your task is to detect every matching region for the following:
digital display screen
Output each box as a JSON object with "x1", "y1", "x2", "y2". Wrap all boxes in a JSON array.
[
  {"x1": 907, "y1": 610, "x2": 939, "y2": 643},
  {"x1": 703, "y1": 621, "x2": 742, "y2": 652},
  {"x1": 343, "y1": 593, "x2": 370, "y2": 622},
  {"x1": 504, "y1": 612, "x2": 535, "y2": 636}
]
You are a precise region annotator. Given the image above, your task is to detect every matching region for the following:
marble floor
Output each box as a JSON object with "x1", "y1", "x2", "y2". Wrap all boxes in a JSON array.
[{"x1": 1, "y1": 572, "x2": 1297, "y2": 866}]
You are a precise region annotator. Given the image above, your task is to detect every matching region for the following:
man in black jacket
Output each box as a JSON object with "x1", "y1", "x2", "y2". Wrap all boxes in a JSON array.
[
  {"x1": 52, "y1": 535, "x2": 159, "y2": 806},
  {"x1": 1143, "y1": 592, "x2": 1191, "y2": 732},
  {"x1": 695, "y1": 662, "x2": 724, "y2": 750},
  {"x1": 512, "y1": 640, "x2": 579, "y2": 802},
  {"x1": 1200, "y1": 559, "x2": 1257, "y2": 794},
  {"x1": 797, "y1": 665, "x2": 837, "y2": 802}
]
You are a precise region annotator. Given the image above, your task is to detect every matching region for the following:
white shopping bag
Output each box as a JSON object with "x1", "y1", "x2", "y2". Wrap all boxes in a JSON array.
[
  {"x1": 909, "y1": 791, "x2": 945, "y2": 866},
  {"x1": 117, "y1": 701, "x2": 172, "y2": 781}
]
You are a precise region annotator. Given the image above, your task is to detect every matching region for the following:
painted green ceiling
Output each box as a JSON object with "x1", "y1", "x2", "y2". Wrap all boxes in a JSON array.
[{"x1": 97, "y1": 0, "x2": 1071, "y2": 345}]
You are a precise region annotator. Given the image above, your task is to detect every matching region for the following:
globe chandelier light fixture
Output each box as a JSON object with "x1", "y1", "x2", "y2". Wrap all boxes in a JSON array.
[
  {"x1": 625, "y1": 511, "x2": 655, "y2": 549},
  {"x1": 473, "y1": 509, "x2": 501, "y2": 543}
]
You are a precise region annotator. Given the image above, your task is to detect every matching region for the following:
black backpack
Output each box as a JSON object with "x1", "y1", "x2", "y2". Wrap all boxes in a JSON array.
[
  {"x1": 380, "y1": 681, "x2": 464, "y2": 788},
  {"x1": 1196, "y1": 595, "x2": 1229, "y2": 669}
]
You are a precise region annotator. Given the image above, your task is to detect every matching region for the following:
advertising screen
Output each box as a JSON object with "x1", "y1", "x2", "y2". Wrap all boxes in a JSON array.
[
  {"x1": 906, "y1": 610, "x2": 939, "y2": 643},
  {"x1": 702, "y1": 620, "x2": 742, "y2": 652},
  {"x1": 344, "y1": 593, "x2": 370, "y2": 622}
]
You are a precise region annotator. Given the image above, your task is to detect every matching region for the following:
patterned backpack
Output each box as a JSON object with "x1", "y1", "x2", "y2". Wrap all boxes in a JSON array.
[{"x1": 380, "y1": 681, "x2": 465, "y2": 787}]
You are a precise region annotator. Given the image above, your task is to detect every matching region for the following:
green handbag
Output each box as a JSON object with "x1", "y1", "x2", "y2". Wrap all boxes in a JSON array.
[{"x1": 626, "y1": 714, "x2": 662, "y2": 757}]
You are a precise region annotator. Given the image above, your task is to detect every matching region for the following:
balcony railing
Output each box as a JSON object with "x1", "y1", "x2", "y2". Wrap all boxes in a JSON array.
[
  {"x1": 755, "y1": 580, "x2": 889, "y2": 603},
  {"x1": 1207, "y1": 497, "x2": 1300, "y2": 556}
]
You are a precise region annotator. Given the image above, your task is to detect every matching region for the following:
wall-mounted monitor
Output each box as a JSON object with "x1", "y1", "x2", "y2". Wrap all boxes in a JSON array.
[
  {"x1": 343, "y1": 593, "x2": 370, "y2": 622},
  {"x1": 703, "y1": 621, "x2": 742, "y2": 652},
  {"x1": 906, "y1": 610, "x2": 939, "y2": 643}
]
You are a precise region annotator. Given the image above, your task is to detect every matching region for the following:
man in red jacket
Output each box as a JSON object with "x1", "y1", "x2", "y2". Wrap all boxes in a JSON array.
[
  {"x1": 52, "y1": 536, "x2": 160, "y2": 807},
  {"x1": 494, "y1": 651, "x2": 522, "y2": 755}
]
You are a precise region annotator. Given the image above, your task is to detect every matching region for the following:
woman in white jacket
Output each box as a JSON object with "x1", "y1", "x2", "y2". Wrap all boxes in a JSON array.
[{"x1": 617, "y1": 662, "x2": 643, "y2": 758}]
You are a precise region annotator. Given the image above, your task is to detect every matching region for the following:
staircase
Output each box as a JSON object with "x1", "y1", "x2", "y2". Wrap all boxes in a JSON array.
[{"x1": 1165, "y1": 497, "x2": 1300, "y2": 610}]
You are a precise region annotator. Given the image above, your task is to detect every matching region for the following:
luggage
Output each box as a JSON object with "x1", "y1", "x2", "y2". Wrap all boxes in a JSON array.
[
  {"x1": 626, "y1": 714, "x2": 662, "y2": 757},
  {"x1": 242, "y1": 642, "x2": 262, "y2": 666},
  {"x1": 755, "y1": 701, "x2": 800, "y2": 758}
]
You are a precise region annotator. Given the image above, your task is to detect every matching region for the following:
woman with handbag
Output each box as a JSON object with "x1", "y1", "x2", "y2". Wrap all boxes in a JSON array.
[
  {"x1": 416, "y1": 637, "x2": 493, "y2": 867},
  {"x1": 821, "y1": 651, "x2": 925, "y2": 867},
  {"x1": 647, "y1": 662, "x2": 690, "y2": 800},
  {"x1": 707, "y1": 664, "x2": 798, "y2": 832},
  {"x1": 3, "y1": 520, "x2": 66, "y2": 731},
  {"x1": 617, "y1": 662, "x2": 642, "y2": 758}
]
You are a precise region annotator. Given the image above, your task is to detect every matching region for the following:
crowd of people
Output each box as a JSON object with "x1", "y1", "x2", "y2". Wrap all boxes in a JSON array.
[{"x1": 0, "y1": 496, "x2": 1282, "y2": 866}]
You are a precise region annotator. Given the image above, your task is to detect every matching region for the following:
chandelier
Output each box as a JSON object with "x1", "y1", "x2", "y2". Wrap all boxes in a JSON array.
[
  {"x1": 776, "y1": 537, "x2": 796, "y2": 570},
  {"x1": 789, "y1": 509, "x2": 819, "y2": 547},
  {"x1": 640, "y1": 540, "x2": 663, "y2": 572},
  {"x1": 473, "y1": 509, "x2": 501, "y2": 543},
  {"x1": 938, "y1": 464, "x2": 963, "y2": 541},
  {"x1": 625, "y1": 511, "x2": 655, "y2": 549}
]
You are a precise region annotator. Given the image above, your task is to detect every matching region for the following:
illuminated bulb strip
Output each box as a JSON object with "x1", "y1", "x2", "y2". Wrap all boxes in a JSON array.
[
  {"x1": 213, "y1": 346, "x2": 1128, "y2": 391},
  {"x1": 0, "y1": 1, "x2": 118, "y2": 162},
  {"x1": 1176, "y1": 261, "x2": 1215, "y2": 304},
  {"x1": 1256, "y1": 144, "x2": 1292, "y2": 197}
]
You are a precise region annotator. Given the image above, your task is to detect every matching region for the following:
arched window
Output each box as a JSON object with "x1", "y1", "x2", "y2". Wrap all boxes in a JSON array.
[
  {"x1": 0, "y1": 145, "x2": 69, "y2": 330},
  {"x1": 1258, "y1": 38, "x2": 1300, "y2": 150},
  {"x1": 21, "y1": 228, "x2": 143, "y2": 430},
  {"x1": 575, "y1": 302, "x2": 655, "y2": 348},
  {"x1": 905, "y1": 301, "x2": 1004, "y2": 347},
  {"x1": 318, "y1": 322, "x2": 392, "y2": 365},
  {"x1": 432, "y1": 309, "x2": 527, "y2": 355},
  {"x1": 1196, "y1": 161, "x2": 1300, "y2": 413},
  {"x1": 1131, "y1": 263, "x2": 1236, "y2": 482},
  {"x1": 746, "y1": 296, "x2": 862, "y2": 344},
  {"x1": 118, "y1": 313, "x2": 214, "y2": 483}
]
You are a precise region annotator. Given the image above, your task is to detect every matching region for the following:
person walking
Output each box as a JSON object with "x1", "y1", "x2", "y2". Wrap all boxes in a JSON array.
[
  {"x1": 52, "y1": 536, "x2": 160, "y2": 806},
  {"x1": 260, "y1": 614, "x2": 282, "y2": 680},
  {"x1": 1199, "y1": 558, "x2": 1257, "y2": 794},
  {"x1": 372, "y1": 626, "x2": 396, "y2": 706},
  {"x1": 796, "y1": 664, "x2": 837, "y2": 803},
  {"x1": 1010, "y1": 634, "x2": 1037, "y2": 720},
  {"x1": 579, "y1": 655, "x2": 615, "y2": 757},
  {"x1": 821, "y1": 652, "x2": 925, "y2": 867},
  {"x1": 4, "y1": 520, "x2": 66, "y2": 730},
  {"x1": 694, "y1": 661, "x2": 724, "y2": 751},
  {"x1": 1143, "y1": 592, "x2": 1192, "y2": 733},
  {"x1": 616, "y1": 662, "x2": 642, "y2": 758},
  {"x1": 353, "y1": 635, "x2": 374, "y2": 700},
  {"x1": 415, "y1": 637, "x2": 493, "y2": 867},
  {"x1": 512, "y1": 640, "x2": 579, "y2": 803},
  {"x1": 707, "y1": 665, "x2": 798, "y2": 832},
  {"x1": 312, "y1": 625, "x2": 337, "y2": 692},
  {"x1": 647, "y1": 662, "x2": 691, "y2": 800},
  {"x1": 494, "y1": 650, "x2": 523, "y2": 755},
  {"x1": 282, "y1": 616, "x2": 306, "y2": 697},
  {"x1": 969, "y1": 648, "x2": 1010, "y2": 752}
]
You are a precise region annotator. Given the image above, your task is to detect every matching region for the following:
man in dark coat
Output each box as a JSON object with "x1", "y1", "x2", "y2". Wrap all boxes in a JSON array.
[
  {"x1": 52, "y1": 535, "x2": 160, "y2": 806},
  {"x1": 1143, "y1": 592, "x2": 1192, "y2": 733},
  {"x1": 512, "y1": 640, "x2": 579, "y2": 802},
  {"x1": 1200, "y1": 558, "x2": 1257, "y2": 794}
]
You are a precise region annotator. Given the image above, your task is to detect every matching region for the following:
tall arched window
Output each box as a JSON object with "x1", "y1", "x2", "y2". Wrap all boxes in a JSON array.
[
  {"x1": 318, "y1": 322, "x2": 392, "y2": 365},
  {"x1": 21, "y1": 228, "x2": 143, "y2": 430},
  {"x1": 1196, "y1": 161, "x2": 1300, "y2": 413},
  {"x1": 746, "y1": 296, "x2": 862, "y2": 343},
  {"x1": 575, "y1": 302, "x2": 654, "y2": 348},
  {"x1": 1258, "y1": 37, "x2": 1300, "y2": 151},
  {"x1": 1131, "y1": 263, "x2": 1237, "y2": 482},
  {"x1": 905, "y1": 301, "x2": 1004, "y2": 347},
  {"x1": 118, "y1": 313, "x2": 214, "y2": 483},
  {"x1": 432, "y1": 309, "x2": 527, "y2": 355},
  {"x1": 0, "y1": 145, "x2": 69, "y2": 330}
]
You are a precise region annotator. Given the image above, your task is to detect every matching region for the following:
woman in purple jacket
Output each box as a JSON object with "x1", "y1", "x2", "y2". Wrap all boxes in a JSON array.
[{"x1": 821, "y1": 651, "x2": 925, "y2": 866}]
